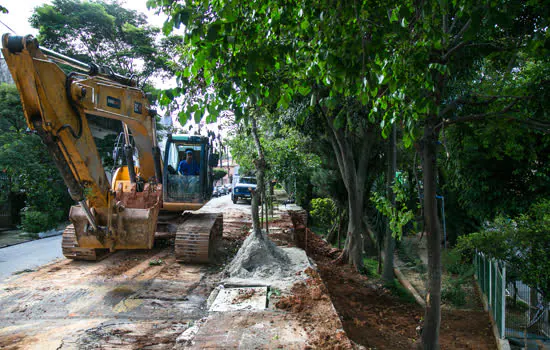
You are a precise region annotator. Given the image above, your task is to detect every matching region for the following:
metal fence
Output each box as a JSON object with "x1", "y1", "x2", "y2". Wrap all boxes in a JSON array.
[
  {"x1": 505, "y1": 281, "x2": 550, "y2": 340},
  {"x1": 474, "y1": 251, "x2": 506, "y2": 338},
  {"x1": 474, "y1": 251, "x2": 550, "y2": 342}
]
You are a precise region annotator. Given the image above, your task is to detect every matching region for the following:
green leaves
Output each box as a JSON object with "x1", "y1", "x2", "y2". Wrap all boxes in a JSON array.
[
  {"x1": 31, "y1": 0, "x2": 174, "y2": 86},
  {"x1": 0, "y1": 85, "x2": 73, "y2": 224},
  {"x1": 458, "y1": 200, "x2": 550, "y2": 300},
  {"x1": 371, "y1": 181, "x2": 417, "y2": 240}
]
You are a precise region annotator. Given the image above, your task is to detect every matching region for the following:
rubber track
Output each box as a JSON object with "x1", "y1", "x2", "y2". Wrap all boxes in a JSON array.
[
  {"x1": 61, "y1": 224, "x2": 110, "y2": 261},
  {"x1": 175, "y1": 213, "x2": 222, "y2": 263}
]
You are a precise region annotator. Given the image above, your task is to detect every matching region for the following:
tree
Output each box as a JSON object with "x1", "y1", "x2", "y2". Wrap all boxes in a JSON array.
[
  {"x1": 379, "y1": 1, "x2": 550, "y2": 347},
  {"x1": 0, "y1": 84, "x2": 73, "y2": 230},
  {"x1": 151, "y1": 0, "x2": 549, "y2": 346},
  {"x1": 442, "y1": 100, "x2": 550, "y2": 225},
  {"x1": 30, "y1": 0, "x2": 175, "y2": 86},
  {"x1": 212, "y1": 168, "x2": 227, "y2": 184},
  {"x1": 383, "y1": 125, "x2": 397, "y2": 282},
  {"x1": 150, "y1": 0, "x2": 393, "y2": 269},
  {"x1": 227, "y1": 107, "x2": 321, "y2": 206},
  {"x1": 0, "y1": 84, "x2": 25, "y2": 132}
]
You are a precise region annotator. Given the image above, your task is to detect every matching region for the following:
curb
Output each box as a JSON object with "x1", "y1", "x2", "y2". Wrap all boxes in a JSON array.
[{"x1": 393, "y1": 262, "x2": 427, "y2": 308}]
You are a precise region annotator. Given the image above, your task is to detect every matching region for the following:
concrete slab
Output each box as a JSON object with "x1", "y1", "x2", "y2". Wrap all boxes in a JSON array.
[
  {"x1": 188, "y1": 312, "x2": 307, "y2": 349},
  {"x1": 209, "y1": 287, "x2": 267, "y2": 312}
]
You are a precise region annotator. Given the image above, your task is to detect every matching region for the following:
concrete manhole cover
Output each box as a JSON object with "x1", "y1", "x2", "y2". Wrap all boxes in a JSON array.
[{"x1": 209, "y1": 287, "x2": 267, "y2": 312}]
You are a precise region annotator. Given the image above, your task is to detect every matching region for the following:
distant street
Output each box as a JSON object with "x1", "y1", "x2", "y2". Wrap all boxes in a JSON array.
[{"x1": 0, "y1": 235, "x2": 63, "y2": 282}]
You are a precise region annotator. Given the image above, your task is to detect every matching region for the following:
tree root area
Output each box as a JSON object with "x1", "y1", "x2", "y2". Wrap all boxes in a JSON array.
[{"x1": 304, "y1": 232, "x2": 497, "y2": 350}]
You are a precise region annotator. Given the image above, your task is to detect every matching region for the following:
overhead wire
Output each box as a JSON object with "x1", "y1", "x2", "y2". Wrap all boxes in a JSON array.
[{"x1": 0, "y1": 18, "x2": 17, "y2": 35}]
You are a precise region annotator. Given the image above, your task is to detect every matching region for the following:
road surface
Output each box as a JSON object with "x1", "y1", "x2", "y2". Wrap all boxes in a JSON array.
[{"x1": 0, "y1": 235, "x2": 63, "y2": 282}]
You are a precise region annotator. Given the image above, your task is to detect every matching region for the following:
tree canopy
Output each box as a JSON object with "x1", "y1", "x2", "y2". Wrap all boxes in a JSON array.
[
  {"x1": 148, "y1": 0, "x2": 550, "y2": 347},
  {"x1": 31, "y1": 0, "x2": 176, "y2": 86}
]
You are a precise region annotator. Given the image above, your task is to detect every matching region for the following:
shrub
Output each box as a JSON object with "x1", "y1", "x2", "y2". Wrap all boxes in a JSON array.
[
  {"x1": 21, "y1": 210, "x2": 56, "y2": 233},
  {"x1": 310, "y1": 197, "x2": 336, "y2": 230},
  {"x1": 442, "y1": 249, "x2": 473, "y2": 276},
  {"x1": 441, "y1": 277, "x2": 467, "y2": 307},
  {"x1": 457, "y1": 199, "x2": 550, "y2": 301}
]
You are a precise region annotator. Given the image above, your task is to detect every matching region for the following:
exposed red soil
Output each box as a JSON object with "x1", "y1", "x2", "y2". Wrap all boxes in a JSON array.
[
  {"x1": 301, "y1": 228, "x2": 496, "y2": 350},
  {"x1": 275, "y1": 267, "x2": 353, "y2": 349}
]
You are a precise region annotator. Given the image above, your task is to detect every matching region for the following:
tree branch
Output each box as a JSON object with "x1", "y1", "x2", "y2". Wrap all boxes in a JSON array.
[
  {"x1": 453, "y1": 18, "x2": 471, "y2": 43},
  {"x1": 442, "y1": 41, "x2": 467, "y2": 61},
  {"x1": 438, "y1": 94, "x2": 531, "y2": 118},
  {"x1": 436, "y1": 98, "x2": 531, "y2": 130},
  {"x1": 317, "y1": 104, "x2": 349, "y2": 190}
]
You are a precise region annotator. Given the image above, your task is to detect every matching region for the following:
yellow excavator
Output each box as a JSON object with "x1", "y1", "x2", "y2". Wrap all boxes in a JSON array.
[{"x1": 1, "y1": 34, "x2": 222, "y2": 263}]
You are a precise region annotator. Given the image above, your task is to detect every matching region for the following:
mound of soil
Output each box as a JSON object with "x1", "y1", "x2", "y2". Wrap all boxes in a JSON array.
[{"x1": 276, "y1": 267, "x2": 353, "y2": 349}]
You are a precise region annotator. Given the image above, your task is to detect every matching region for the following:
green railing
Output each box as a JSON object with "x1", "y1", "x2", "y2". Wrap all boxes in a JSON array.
[
  {"x1": 475, "y1": 252, "x2": 550, "y2": 342},
  {"x1": 474, "y1": 251, "x2": 506, "y2": 339}
]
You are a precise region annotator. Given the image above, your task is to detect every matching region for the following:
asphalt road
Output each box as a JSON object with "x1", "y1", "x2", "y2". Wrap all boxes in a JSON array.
[{"x1": 0, "y1": 235, "x2": 63, "y2": 282}]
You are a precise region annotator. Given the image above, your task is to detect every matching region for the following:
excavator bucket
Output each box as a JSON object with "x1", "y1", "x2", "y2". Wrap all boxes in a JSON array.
[{"x1": 67, "y1": 183, "x2": 162, "y2": 251}]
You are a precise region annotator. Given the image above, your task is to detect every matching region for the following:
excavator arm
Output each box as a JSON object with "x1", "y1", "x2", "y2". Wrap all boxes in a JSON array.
[{"x1": 2, "y1": 34, "x2": 163, "y2": 252}]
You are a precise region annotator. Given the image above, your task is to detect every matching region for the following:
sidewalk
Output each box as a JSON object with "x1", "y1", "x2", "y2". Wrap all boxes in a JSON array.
[
  {"x1": 0, "y1": 229, "x2": 33, "y2": 248},
  {"x1": 0, "y1": 227, "x2": 64, "y2": 248}
]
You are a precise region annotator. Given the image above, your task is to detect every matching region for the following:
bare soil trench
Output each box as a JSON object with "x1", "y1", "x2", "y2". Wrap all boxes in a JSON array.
[
  {"x1": 303, "y1": 231, "x2": 497, "y2": 350},
  {"x1": 0, "y1": 198, "x2": 496, "y2": 349}
]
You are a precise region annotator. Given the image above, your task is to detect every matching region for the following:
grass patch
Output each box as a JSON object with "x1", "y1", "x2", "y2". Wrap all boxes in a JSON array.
[
  {"x1": 385, "y1": 278, "x2": 417, "y2": 304},
  {"x1": 362, "y1": 257, "x2": 380, "y2": 278}
]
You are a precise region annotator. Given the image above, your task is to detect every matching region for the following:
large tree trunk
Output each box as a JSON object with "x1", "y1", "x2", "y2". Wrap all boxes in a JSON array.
[
  {"x1": 421, "y1": 122, "x2": 442, "y2": 349},
  {"x1": 383, "y1": 124, "x2": 397, "y2": 283},
  {"x1": 342, "y1": 191, "x2": 364, "y2": 268},
  {"x1": 319, "y1": 105, "x2": 376, "y2": 271}
]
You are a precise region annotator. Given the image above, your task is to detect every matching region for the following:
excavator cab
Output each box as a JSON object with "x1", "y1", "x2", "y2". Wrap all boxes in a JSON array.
[{"x1": 162, "y1": 134, "x2": 215, "y2": 211}]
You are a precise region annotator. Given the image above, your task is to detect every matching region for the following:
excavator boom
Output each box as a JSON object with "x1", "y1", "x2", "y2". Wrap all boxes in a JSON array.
[{"x1": 2, "y1": 34, "x2": 162, "y2": 252}]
